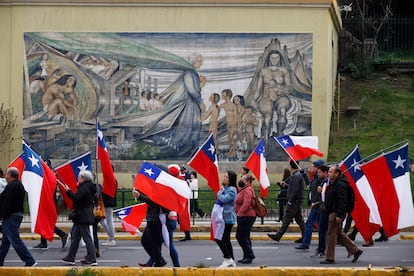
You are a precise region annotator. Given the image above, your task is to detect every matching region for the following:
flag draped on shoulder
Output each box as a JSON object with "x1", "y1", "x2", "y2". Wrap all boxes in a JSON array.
[
  {"x1": 96, "y1": 119, "x2": 117, "y2": 197},
  {"x1": 340, "y1": 146, "x2": 381, "y2": 241},
  {"x1": 134, "y1": 162, "x2": 191, "y2": 213},
  {"x1": 187, "y1": 133, "x2": 220, "y2": 193},
  {"x1": 360, "y1": 143, "x2": 414, "y2": 237},
  {"x1": 114, "y1": 203, "x2": 147, "y2": 235},
  {"x1": 55, "y1": 152, "x2": 92, "y2": 210},
  {"x1": 245, "y1": 138, "x2": 270, "y2": 198},
  {"x1": 275, "y1": 135, "x2": 323, "y2": 161},
  {"x1": 9, "y1": 142, "x2": 57, "y2": 241}
]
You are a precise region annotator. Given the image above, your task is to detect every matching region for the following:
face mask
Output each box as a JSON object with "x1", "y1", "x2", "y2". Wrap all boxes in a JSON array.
[{"x1": 238, "y1": 181, "x2": 245, "y2": 188}]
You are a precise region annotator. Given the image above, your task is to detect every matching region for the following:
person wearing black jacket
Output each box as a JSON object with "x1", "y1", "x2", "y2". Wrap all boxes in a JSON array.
[
  {"x1": 321, "y1": 165, "x2": 362, "y2": 264},
  {"x1": 133, "y1": 189, "x2": 167, "y2": 267},
  {"x1": 268, "y1": 160, "x2": 305, "y2": 242},
  {"x1": 0, "y1": 167, "x2": 37, "y2": 267},
  {"x1": 61, "y1": 170, "x2": 97, "y2": 266}
]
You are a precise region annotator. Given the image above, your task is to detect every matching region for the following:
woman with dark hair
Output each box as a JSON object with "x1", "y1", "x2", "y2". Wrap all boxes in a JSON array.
[
  {"x1": 235, "y1": 174, "x2": 256, "y2": 264},
  {"x1": 216, "y1": 170, "x2": 237, "y2": 267}
]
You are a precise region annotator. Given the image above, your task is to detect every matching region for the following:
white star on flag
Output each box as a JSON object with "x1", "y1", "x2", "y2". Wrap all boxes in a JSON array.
[
  {"x1": 208, "y1": 143, "x2": 215, "y2": 155},
  {"x1": 144, "y1": 168, "x2": 154, "y2": 176},
  {"x1": 97, "y1": 129, "x2": 103, "y2": 141},
  {"x1": 281, "y1": 138, "x2": 289, "y2": 146},
  {"x1": 392, "y1": 155, "x2": 406, "y2": 169},
  {"x1": 28, "y1": 154, "x2": 40, "y2": 168},
  {"x1": 77, "y1": 162, "x2": 89, "y2": 171},
  {"x1": 352, "y1": 158, "x2": 361, "y2": 173}
]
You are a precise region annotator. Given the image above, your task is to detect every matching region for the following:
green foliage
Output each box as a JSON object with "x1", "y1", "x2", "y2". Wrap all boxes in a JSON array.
[
  {"x1": 66, "y1": 268, "x2": 101, "y2": 276},
  {"x1": 341, "y1": 60, "x2": 373, "y2": 79},
  {"x1": 125, "y1": 141, "x2": 161, "y2": 160},
  {"x1": 329, "y1": 72, "x2": 414, "y2": 163}
]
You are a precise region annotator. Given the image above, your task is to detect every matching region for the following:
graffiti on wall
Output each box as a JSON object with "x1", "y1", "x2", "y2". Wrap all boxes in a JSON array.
[{"x1": 23, "y1": 32, "x2": 313, "y2": 161}]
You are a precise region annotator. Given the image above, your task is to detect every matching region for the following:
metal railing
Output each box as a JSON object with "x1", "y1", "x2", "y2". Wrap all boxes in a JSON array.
[{"x1": 23, "y1": 188, "x2": 311, "y2": 225}]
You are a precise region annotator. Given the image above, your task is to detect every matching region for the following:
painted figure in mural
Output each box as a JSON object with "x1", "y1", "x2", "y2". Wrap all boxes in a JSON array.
[
  {"x1": 41, "y1": 74, "x2": 79, "y2": 121},
  {"x1": 202, "y1": 93, "x2": 221, "y2": 146},
  {"x1": 241, "y1": 105, "x2": 257, "y2": 153},
  {"x1": 139, "y1": 90, "x2": 151, "y2": 111},
  {"x1": 143, "y1": 52, "x2": 203, "y2": 157},
  {"x1": 233, "y1": 95, "x2": 245, "y2": 148},
  {"x1": 220, "y1": 89, "x2": 238, "y2": 160},
  {"x1": 40, "y1": 53, "x2": 52, "y2": 79},
  {"x1": 254, "y1": 50, "x2": 291, "y2": 136}
]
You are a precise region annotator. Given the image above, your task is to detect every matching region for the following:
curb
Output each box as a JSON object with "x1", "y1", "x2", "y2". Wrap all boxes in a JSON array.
[{"x1": 0, "y1": 266, "x2": 411, "y2": 275}]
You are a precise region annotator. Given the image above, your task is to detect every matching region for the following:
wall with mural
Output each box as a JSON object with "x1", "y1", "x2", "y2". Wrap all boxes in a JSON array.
[{"x1": 23, "y1": 32, "x2": 313, "y2": 161}]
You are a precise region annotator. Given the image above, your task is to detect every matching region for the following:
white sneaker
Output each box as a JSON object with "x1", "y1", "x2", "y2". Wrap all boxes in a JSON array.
[
  {"x1": 219, "y1": 258, "x2": 236, "y2": 267},
  {"x1": 102, "y1": 240, "x2": 116, "y2": 246}
]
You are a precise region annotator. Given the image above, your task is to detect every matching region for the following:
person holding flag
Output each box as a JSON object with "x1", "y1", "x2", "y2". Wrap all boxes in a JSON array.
[
  {"x1": 0, "y1": 167, "x2": 37, "y2": 267},
  {"x1": 268, "y1": 160, "x2": 305, "y2": 243},
  {"x1": 61, "y1": 170, "x2": 97, "y2": 266}
]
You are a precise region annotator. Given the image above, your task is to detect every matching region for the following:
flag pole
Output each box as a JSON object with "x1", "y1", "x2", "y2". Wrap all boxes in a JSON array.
[
  {"x1": 361, "y1": 139, "x2": 408, "y2": 163},
  {"x1": 273, "y1": 136, "x2": 302, "y2": 170},
  {"x1": 95, "y1": 117, "x2": 100, "y2": 184}
]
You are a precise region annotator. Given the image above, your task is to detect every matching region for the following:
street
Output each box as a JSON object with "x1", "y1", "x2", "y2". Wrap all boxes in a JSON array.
[{"x1": 3, "y1": 238, "x2": 414, "y2": 268}]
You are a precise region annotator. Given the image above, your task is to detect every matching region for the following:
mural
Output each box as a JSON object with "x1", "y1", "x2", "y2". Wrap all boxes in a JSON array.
[{"x1": 23, "y1": 32, "x2": 313, "y2": 161}]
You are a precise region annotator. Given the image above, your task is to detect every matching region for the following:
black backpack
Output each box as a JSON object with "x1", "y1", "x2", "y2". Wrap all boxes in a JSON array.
[{"x1": 346, "y1": 184, "x2": 355, "y2": 213}]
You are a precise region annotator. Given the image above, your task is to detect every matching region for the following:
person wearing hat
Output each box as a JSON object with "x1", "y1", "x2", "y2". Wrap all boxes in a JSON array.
[{"x1": 295, "y1": 160, "x2": 325, "y2": 250}]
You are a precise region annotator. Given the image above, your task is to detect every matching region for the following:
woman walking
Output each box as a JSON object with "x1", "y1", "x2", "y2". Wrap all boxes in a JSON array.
[
  {"x1": 215, "y1": 170, "x2": 238, "y2": 267},
  {"x1": 235, "y1": 174, "x2": 256, "y2": 264}
]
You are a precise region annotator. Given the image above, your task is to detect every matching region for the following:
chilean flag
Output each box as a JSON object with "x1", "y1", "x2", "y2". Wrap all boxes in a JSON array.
[
  {"x1": 9, "y1": 143, "x2": 57, "y2": 241},
  {"x1": 245, "y1": 138, "x2": 270, "y2": 198},
  {"x1": 188, "y1": 133, "x2": 220, "y2": 193},
  {"x1": 114, "y1": 203, "x2": 147, "y2": 235},
  {"x1": 360, "y1": 143, "x2": 414, "y2": 237},
  {"x1": 340, "y1": 146, "x2": 381, "y2": 241},
  {"x1": 134, "y1": 162, "x2": 191, "y2": 213},
  {"x1": 275, "y1": 135, "x2": 324, "y2": 161},
  {"x1": 55, "y1": 152, "x2": 92, "y2": 210},
  {"x1": 97, "y1": 119, "x2": 117, "y2": 197}
]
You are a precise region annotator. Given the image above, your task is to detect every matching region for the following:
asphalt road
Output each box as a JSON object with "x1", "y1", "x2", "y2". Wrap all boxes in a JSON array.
[{"x1": 3, "y1": 238, "x2": 414, "y2": 268}]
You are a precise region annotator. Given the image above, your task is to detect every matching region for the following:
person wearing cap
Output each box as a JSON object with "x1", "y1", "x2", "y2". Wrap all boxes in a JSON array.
[{"x1": 295, "y1": 160, "x2": 325, "y2": 250}]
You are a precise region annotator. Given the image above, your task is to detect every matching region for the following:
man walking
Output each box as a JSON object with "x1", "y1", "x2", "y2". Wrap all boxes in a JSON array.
[
  {"x1": 268, "y1": 160, "x2": 305, "y2": 242},
  {"x1": 321, "y1": 165, "x2": 362, "y2": 264},
  {"x1": 0, "y1": 167, "x2": 37, "y2": 266}
]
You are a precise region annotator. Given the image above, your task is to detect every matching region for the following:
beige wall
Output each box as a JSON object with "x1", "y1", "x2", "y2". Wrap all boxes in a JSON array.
[{"x1": 0, "y1": 1, "x2": 341, "y2": 167}]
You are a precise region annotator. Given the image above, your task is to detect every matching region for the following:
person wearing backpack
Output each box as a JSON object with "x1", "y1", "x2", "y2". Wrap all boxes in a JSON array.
[
  {"x1": 321, "y1": 165, "x2": 362, "y2": 265},
  {"x1": 235, "y1": 174, "x2": 256, "y2": 264}
]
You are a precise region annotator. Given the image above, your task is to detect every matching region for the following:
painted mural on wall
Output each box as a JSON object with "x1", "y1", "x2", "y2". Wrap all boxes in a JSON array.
[{"x1": 23, "y1": 32, "x2": 312, "y2": 161}]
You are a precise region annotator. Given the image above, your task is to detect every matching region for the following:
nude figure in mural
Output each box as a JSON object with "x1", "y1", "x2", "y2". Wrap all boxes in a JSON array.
[
  {"x1": 253, "y1": 50, "x2": 291, "y2": 136},
  {"x1": 220, "y1": 89, "x2": 238, "y2": 159},
  {"x1": 202, "y1": 92, "x2": 221, "y2": 146},
  {"x1": 42, "y1": 74, "x2": 79, "y2": 121},
  {"x1": 233, "y1": 95, "x2": 245, "y2": 147},
  {"x1": 242, "y1": 105, "x2": 257, "y2": 153}
]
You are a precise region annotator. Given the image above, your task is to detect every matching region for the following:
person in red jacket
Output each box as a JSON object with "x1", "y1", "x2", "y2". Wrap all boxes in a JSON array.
[{"x1": 235, "y1": 174, "x2": 256, "y2": 264}]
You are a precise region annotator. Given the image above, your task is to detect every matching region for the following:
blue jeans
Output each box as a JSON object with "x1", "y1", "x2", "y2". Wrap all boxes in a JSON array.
[
  {"x1": 147, "y1": 219, "x2": 180, "y2": 267},
  {"x1": 100, "y1": 207, "x2": 115, "y2": 241},
  {"x1": 236, "y1": 216, "x2": 256, "y2": 260},
  {"x1": 302, "y1": 207, "x2": 320, "y2": 247},
  {"x1": 317, "y1": 209, "x2": 328, "y2": 254},
  {"x1": 0, "y1": 213, "x2": 36, "y2": 266}
]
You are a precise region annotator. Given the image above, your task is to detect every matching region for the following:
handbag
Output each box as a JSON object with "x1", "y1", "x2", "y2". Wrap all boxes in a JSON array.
[
  {"x1": 93, "y1": 195, "x2": 106, "y2": 219},
  {"x1": 253, "y1": 194, "x2": 267, "y2": 218}
]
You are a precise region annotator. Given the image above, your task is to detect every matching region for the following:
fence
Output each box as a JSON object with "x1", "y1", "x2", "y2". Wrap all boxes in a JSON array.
[
  {"x1": 24, "y1": 188, "x2": 312, "y2": 225},
  {"x1": 342, "y1": 15, "x2": 414, "y2": 52}
]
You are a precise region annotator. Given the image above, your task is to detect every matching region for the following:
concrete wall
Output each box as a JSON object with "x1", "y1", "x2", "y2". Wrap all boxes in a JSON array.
[{"x1": 0, "y1": 0, "x2": 341, "y2": 168}]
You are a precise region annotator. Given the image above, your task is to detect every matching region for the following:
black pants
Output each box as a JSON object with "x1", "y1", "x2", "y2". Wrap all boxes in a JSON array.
[
  {"x1": 141, "y1": 220, "x2": 164, "y2": 266},
  {"x1": 40, "y1": 226, "x2": 67, "y2": 245},
  {"x1": 236, "y1": 216, "x2": 256, "y2": 260},
  {"x1": 215, "y1": 223, "x2": 234, "y2": 259}
]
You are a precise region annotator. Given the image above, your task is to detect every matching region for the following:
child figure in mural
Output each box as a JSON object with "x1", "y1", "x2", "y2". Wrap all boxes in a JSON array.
[
  {"x1": 202, "y1": 93, "x2": 221, "y2": 147},
  {"x1": 220, "y1": 89, "x2": 238, "y2": 160}
]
